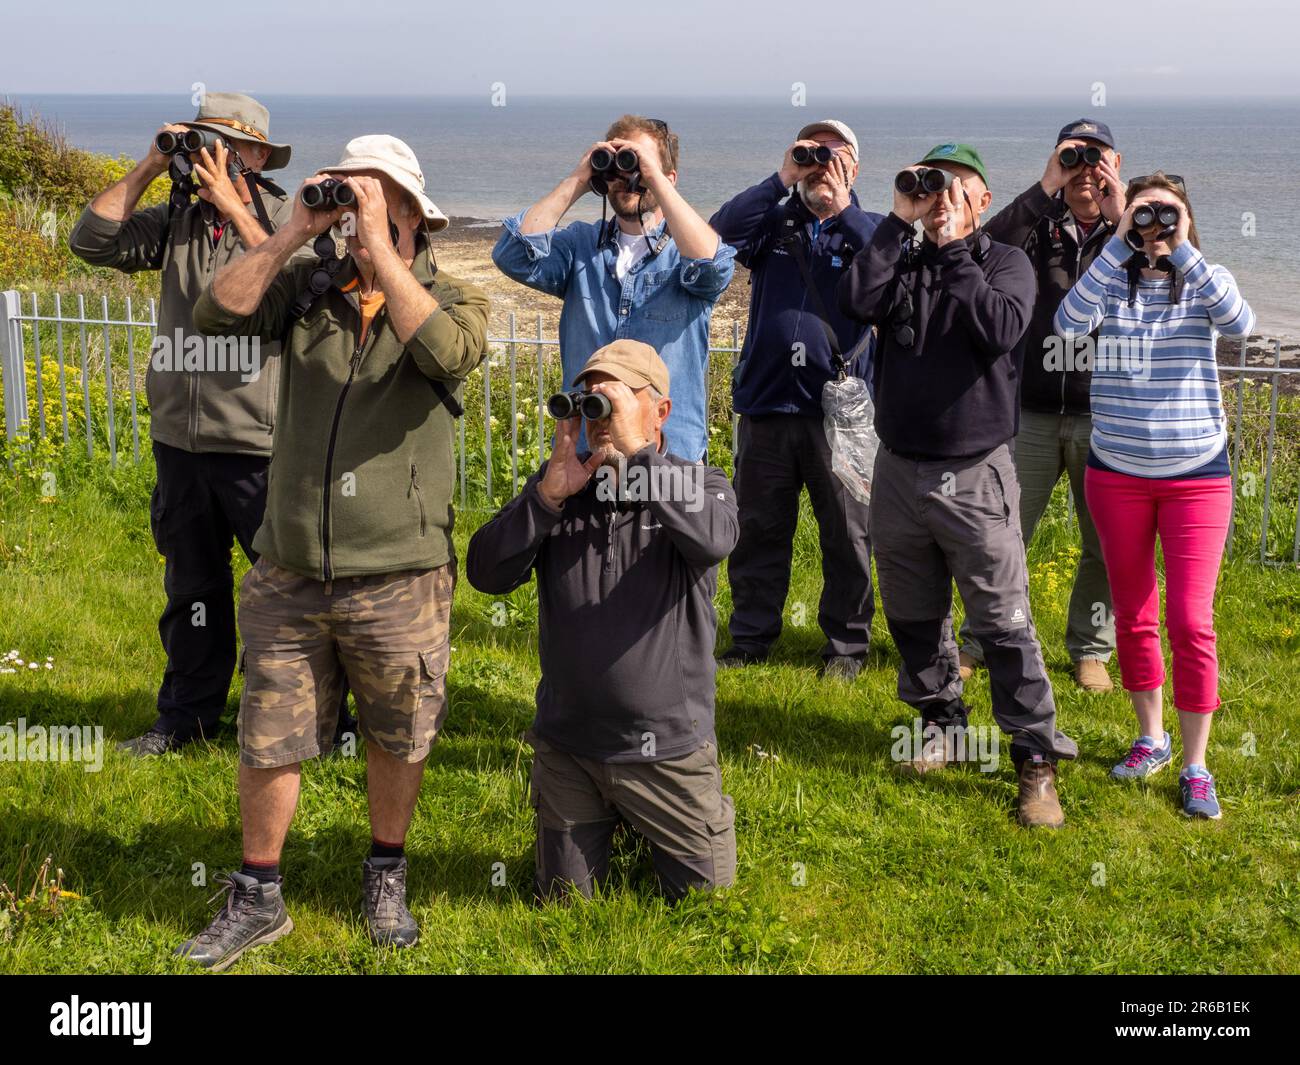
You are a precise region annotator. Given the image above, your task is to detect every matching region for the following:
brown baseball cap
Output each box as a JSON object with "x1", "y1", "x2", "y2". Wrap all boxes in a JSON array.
[{"x1": 573, "y1": 339, "x2": 670, "y2": 394}]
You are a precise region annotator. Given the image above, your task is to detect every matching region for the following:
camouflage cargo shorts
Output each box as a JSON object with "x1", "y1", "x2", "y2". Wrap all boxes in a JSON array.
[{"x1": 236, "y1": 558, "x2": 454, "y2": 768}]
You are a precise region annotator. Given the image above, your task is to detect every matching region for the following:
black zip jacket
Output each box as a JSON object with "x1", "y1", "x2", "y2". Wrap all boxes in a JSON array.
[
  {"x1": 837, "y1": 212, "x2": 1036, "y2": 461},
  {"x1": 984, "y1": 182, "x2": 1116, "y2": 415},
  {"x1": 466, "y1": 446, "x2": 739, "y2": 763}
]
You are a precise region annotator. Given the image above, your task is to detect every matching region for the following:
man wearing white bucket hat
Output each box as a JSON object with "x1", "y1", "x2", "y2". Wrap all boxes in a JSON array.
[{"x1": 181, "y1": 135, "x2": 490, "y2": 970}]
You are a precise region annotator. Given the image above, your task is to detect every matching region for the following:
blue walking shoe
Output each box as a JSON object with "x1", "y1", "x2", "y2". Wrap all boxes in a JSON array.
[
  {"x1": 1180, "y1": 765, "x2": 1223, "y2": 820},
  {"x1": 1110, "y1": 732, "x2": 1173, "y2": 781}
]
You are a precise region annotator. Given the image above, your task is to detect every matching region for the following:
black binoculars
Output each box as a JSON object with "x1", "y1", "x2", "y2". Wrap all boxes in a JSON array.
[
  {"x1": 301, "y1": 178, "x2": 357, "y2": 210},
  {"x1": 1059, "y1": 145, "x2": 1103, "y2": 168},
  {"x1": 894, "y1": 167, "x2": 953, "y2": 196},
  {"x1": 792, "y1": 144, "x2": 834, "y2": 167},
  {"x1": 1132, "y1": 203, "x2": 1180, "y2": 229},
  {"x1": 155, "y1": 128, "x2": 224, "y2": 156},
  {"x1": 547, "y1": 390, "x2": 613, "y2": 421},
  {"x1": 590, "y1": 147, "x2": 641, "y2": 195}
]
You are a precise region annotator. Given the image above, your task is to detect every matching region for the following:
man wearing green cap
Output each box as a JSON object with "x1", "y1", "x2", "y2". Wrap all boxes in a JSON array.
[
  {"x1": 467, "y1": 340, "x2": 739, "y2": 901},
  {"x1": 839, "y1": 142, "x2": 1078, "y2": 829},
  {"x1": 957, "y1": 120, "x2": 1124, "y2": 694},
  {"x1": 69, "y1": 92, "x2": 323, "y2": 758}
]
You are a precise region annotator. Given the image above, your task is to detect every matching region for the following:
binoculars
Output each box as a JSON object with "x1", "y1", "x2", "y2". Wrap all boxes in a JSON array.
[
  {"x1": 547, "y1": 390, "x2": 613, "y2": 421},
  {"x1": 301, "y1": 178, "x2": 357, "y2": 210},
  {"x1": 155, "y1": 128, "x2": 224, "y2": 156},
  {"x1": 590, "y1": 147, "x2": 641, "y2": 195},
  {"x1": 1059, "y1": 145, "x2": 1103, "y2": 168},
  {"x1": 792, "y1": 144, "x2": 834, "y2": 167},
  {"x1": 894, "y1": 167, "x2": 954, "y2": 196},
  {"x1": 1132, "y1": 203, "x2": 1180, "y2": 229}
]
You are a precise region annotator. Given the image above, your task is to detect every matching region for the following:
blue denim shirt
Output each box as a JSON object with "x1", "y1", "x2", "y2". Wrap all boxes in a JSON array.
[{"x1": 492, "y1": 211, "x2": 737, "y2": 461}]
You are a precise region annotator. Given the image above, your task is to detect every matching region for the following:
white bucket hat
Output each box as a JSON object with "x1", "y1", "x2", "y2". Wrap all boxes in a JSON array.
[{"x1": 317, "y1": 135, "x2": 449, "y2": 231}]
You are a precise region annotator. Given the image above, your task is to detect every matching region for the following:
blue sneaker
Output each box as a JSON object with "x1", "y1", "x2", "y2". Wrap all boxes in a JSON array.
[
  {"x1": 1180, "y1": 766, "x2": 1222, "y2": 820},
  {"x1": 1110, "y1": 732, "x2": 1173, "y2": 780}
]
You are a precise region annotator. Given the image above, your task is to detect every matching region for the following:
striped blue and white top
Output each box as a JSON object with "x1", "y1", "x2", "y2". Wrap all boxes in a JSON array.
[{"x1": 1054, "y1": 234, "x2": 1255, "y2": 478}]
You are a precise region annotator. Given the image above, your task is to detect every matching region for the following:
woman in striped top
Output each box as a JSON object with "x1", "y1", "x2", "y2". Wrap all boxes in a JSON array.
[{"x1": 1054, "y1": 172, "x2": 1254, "y2": 820}]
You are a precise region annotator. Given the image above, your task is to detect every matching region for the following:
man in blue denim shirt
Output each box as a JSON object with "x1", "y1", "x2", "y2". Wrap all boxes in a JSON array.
[{"x1": 492, "y1": 114, "x2": 736, "y2": 461}]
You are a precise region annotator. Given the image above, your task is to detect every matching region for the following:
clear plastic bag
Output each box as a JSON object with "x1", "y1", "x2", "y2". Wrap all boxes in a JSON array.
[{"x1": 822, "y1": 375, "x2": 879, "y2": 505}]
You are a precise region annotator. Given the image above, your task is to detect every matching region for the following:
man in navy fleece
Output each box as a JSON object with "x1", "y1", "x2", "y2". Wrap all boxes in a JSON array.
[{"x1": 710, "y1": 120, "x2": 883, "y2": 682}]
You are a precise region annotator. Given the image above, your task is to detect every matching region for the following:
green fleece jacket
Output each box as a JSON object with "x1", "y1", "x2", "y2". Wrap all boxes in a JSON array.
[{"x1": 193, "y1": 236, "x2": 490, "y2": 579}]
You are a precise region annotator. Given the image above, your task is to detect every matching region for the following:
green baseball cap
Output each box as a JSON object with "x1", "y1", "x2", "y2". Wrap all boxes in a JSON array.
[{"x1": 918, "y1": 142, "x2": 989, "y2": 187}]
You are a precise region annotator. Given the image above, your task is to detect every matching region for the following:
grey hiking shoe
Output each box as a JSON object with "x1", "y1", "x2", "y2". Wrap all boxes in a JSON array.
[
  {"x1": 363, "y1": 857, "x2": 420, "y2": 947},
  {"x1": 175, "y1": 871, "x2": 293, "y2": 972},
  {"x1": 117, "y1": 727, "x2": 188, "y2": 757}
]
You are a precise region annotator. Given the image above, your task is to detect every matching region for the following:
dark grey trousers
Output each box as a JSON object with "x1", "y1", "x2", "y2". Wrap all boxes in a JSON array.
[
  {"x1": 726, "y1": 413, "x2": 874, "y2": 660},
  {"x1": 870, "y1": 443, "x2": 1077, "y2": 762}
]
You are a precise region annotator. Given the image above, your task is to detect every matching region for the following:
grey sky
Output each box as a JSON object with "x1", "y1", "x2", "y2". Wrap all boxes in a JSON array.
[{"x1": 5, "y1": 0, "x2": 1297, "y2": 97}]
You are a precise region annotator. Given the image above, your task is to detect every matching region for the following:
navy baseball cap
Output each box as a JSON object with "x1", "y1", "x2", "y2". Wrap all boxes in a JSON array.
[{"x1": 1056, "y1": 118, "x2": 1115, "y2": 149}]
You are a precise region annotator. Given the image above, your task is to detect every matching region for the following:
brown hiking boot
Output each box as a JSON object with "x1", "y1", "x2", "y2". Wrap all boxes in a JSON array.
[
  {"x1": 958, "y1": 651, "x2": 979, "y2": 683},
  {"x1": 1074, "y1": 659, "x2": 1114, "y2": 692},
  {"x1": 1016, "y1": 755, "x2": 1065, "y2": 828}
]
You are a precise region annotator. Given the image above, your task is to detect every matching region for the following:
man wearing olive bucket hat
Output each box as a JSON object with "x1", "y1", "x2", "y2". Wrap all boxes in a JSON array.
[
  {"x1": 70, "y1": 92, "x2": 318, "y2": 759},
  {"x1": 179, "y1": 135, "x2": 490, "y2": 969}
]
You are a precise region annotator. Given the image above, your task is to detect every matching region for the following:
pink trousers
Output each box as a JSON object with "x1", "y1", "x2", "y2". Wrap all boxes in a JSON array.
[{"x1": 1084, "y1": 467, "x2": 1232, "y2": 714}]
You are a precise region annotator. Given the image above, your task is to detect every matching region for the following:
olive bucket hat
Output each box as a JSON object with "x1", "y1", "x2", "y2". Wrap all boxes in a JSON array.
[{"x1": 182, "y1": 91, "x2": 291, "y2": 170}]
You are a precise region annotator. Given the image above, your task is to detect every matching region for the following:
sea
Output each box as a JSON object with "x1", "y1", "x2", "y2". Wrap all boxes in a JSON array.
[{"x1": 8, "y1": 93, "x2": 1300, "y2": 337}]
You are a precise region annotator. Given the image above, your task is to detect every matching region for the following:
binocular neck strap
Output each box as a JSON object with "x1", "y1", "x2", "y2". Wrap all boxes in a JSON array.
[{"x1": 244, "y1": 172, "x2": 275, "y2": 237}]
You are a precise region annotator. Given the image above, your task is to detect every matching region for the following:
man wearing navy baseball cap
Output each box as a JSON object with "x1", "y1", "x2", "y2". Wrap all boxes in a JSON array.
[{"x1": 957, "y1": 119, "x2": 1126, "y2": 696}]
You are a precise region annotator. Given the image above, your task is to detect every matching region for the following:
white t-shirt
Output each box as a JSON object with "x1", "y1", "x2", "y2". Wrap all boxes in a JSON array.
[{"x1": 614, "y1": 228, "x2": 651, "y2": 281}]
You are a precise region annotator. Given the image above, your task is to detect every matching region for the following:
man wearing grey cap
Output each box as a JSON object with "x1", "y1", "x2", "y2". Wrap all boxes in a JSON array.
[
  {"x1": 467, "y1": 340, "x2": 740, "y2": 902},
  {"x1": 70, "y1": 92, "x2": 310, "y2": 758},
  {"x1": 957, "y1": 119, "x2": 1125, "y2": 694},
  {"x1": 710, "y1": 120, "x2": 883, "y2": 681}
]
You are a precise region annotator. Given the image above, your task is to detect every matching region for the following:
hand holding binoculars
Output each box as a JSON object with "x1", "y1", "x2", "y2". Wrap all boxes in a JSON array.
[
  {"x1": 548, "y1": 390, "x2": 614, "y2": 421},
  {"x1": 155, "y1": 128, "x2": 238, "y2": 203}
]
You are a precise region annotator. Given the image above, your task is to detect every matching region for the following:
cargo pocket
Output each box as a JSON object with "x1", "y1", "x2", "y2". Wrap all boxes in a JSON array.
[
  {"x1": 414, "y1": 640, "x2": 450, "y2": 751},
  {"x1": 987, "y1": 460, "x2": 1014, "y2": 526},
  {"x1": 706, "y1": 794, "x2": 737, "y2": 889},
  {"x1": 148, "y1": 483, "x2": 168, "y2": 555}
]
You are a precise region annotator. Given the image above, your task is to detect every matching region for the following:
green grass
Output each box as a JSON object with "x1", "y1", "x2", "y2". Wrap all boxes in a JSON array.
[{"x1": 1, "y1": 447, "x2": 1299, "y2": 974}]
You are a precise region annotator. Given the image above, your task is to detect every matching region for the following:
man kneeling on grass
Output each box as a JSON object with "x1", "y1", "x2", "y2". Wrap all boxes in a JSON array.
[
  {"x1": 467, "y1": 340, "x2": 739, "y2": 901},
  {"x1": 176, "y1": 136, "x2": 490, "y2": 969}
]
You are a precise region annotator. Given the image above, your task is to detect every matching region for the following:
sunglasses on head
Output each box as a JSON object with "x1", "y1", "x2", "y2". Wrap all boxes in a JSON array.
[{"x1": 1132, "y1": 173, "x2": 1186, "y2": 191}]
